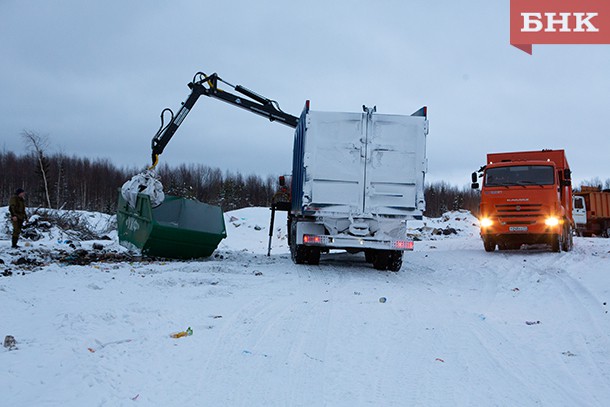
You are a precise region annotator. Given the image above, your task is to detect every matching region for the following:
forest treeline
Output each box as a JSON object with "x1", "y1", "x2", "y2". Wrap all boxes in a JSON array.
[
  {"x1": 1, "y1": 150, "x2": 478, "y2": 217},
  {"x1": 0, "y1": 151, "x2": 278, "y2": 214},
  {"x1": 3, "y1": 149, "x2": 607, "y2": 218}
]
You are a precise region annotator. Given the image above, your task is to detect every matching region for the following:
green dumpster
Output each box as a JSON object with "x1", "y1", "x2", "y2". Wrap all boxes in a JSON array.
[{"x1": 117, "y1": 193, "x2": 226, "y2": 259}]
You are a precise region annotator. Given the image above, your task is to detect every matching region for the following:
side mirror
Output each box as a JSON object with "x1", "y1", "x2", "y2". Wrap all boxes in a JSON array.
[
  {"x1": 561, "y1": 179, "x2": 572, "y2": 187},
  {"x1": 564, "y1": 168, "x2": 571, "y2": 180},
  {"x1": 471, "y1": 172, "x2": 479, "y2": 189}
]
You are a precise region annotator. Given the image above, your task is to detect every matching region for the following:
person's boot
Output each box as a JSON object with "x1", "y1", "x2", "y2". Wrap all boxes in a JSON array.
[{"x1": 11, "y1": 237, "x2": 19, "y2": 248}]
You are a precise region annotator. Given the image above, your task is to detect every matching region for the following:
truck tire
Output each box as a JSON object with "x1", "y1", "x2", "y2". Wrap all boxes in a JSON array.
[
  {"x1": 290, "y1": 220, "x2": 307, "y2": 264},
  {"x1": 551, "y1": 234, "x2": 561, "y2": 252},
  {"x1": 387, "y1": 251, "x2": 403, "y2": 272},
  {"x1": 561, "y1": 224, "x2": 573, "y2": 252},
  {"x1": 372, "y1": 250, "x2": 390, "y2": 270},
  {"x1": 483, "y1": 238, "x2": 496, "y2": 252},
  {"x1": 289, "y1": 221, "x2": 321, "y2": 265},
  {"x1": 290, "y1": 242, "x2": 308, "y2": 264},
  {"x1": 364, "y1": 250, "x2": 375, "y2": 263}
]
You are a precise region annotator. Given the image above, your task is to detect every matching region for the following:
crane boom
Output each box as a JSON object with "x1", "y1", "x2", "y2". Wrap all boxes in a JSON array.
[{"x1": 150, "y1": 72, "x2": 299, "y2": 167}]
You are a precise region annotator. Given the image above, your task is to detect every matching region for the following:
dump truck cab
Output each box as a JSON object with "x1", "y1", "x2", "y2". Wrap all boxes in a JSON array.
[
  {"x1": 573, "y1": 195, "x2": 587, "y2": 230},
  {"x1": 472, "y1": 149, "x2": 574, "y2": 252},
  {"x1": 573, "y1": 186, "x2": 610, "y2": 237}
]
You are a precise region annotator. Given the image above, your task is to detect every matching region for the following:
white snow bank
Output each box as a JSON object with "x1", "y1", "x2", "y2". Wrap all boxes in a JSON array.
[
  {"x1": 1, "y1": 206, "x2": 116, "y2": 241},
  {"x1": 220, "y1": 207, "x2": 289, "y2": 255},
  {"x1": 407, "y1": 209, "x2": 480, "y2": 240}
]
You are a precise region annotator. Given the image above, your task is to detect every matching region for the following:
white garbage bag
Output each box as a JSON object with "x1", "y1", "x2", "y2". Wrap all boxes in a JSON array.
[{"x1": 121, "y1": 170, "x2": 165, "y2": 208}]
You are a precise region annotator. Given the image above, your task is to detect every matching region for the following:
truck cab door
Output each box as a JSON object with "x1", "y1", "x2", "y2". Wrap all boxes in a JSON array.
[{"x1": 572, "y1": 196, "x2": 587, "y2": 226}]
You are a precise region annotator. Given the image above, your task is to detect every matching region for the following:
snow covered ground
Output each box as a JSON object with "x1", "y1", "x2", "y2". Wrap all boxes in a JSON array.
[{"x1": 2, "y1": 207, "x2": 610, "y2": 406}]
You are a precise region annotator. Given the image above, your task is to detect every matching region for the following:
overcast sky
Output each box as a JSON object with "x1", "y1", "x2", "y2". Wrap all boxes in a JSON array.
[{"x1": 1, "y1": 0, "x2": 609, "y2": 186}]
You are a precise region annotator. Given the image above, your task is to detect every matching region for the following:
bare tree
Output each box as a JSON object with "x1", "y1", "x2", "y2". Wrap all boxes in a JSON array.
[
  {"x1": 21, "y1": 130, "x2": 52, "y2": 208},
  {"x1": 580, "y1": 177, "x2": 603, "y2": 190}
]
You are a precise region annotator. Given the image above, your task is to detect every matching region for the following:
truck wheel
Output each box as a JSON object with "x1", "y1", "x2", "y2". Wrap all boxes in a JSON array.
[
  {"x1": 483, "y1": 238, "x2": 496, "y2": 252},
  {"x1": 364, "y1": 250, "x2": 375, "y2": 263},
  {"x1": 551, "y1": 234, "x2": 561, "y2": 252},
  {"x1": 561, "y1": 224, "x2": 573, "y2": 252},
  {"x1": 290, "y1": 243, "x2": 308, "y2": 264},
  {"x1": 387, "y1": 251, "x2": 403, "y2": 272},
  {"x1": 372, "y1": 250, "x2": 390, "y2": 270},
  {"x1": 289, "y1": 220, "x2": 308, "y2": 264}
]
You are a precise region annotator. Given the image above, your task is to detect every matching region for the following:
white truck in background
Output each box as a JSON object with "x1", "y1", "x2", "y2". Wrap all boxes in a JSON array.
[
  {"x1": 285, "y1": 104, "x2": 429, "y2": 270},
  {"x1": 573, "y1": 186, "x2": 610, "y2": 237}
]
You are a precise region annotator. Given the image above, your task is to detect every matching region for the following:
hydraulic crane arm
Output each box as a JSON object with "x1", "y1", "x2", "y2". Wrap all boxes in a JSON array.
[{"x1": 150, "y1": 72, "x2": 299, "y2": 168}]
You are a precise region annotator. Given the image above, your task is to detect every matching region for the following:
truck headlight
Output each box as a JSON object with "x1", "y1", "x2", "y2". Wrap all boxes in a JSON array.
[
  {"x1": 480, "y1": 218, "x2": 493, "y2": 228},
  {"x1": 544, "y1": 216, "x2": 560, "y2": 227}
]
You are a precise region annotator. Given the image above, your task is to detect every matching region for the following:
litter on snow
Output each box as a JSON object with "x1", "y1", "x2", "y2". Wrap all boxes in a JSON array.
[{"x1": 170, "y1": 327, "x2": 193, "y2": 338}]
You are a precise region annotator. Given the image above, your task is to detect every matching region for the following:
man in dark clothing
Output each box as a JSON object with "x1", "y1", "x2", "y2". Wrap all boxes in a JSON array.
[{"x1": 9, "y1": 188, "x2": 27, "y2": 248}]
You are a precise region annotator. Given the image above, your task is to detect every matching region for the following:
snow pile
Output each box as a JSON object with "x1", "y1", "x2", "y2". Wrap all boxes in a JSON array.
[
  {"x1": 0, "y1": 207, "x2": 129, "y2": 271},
  {"x1": 1, "y1": 206, "x2": 116, "y2": 243},
  {"x1": 220, "y1": 207, "x2": 289, "y2": 254},
  {"x1": 407, "y1": 209, "x2": 480, "y2": 240}
]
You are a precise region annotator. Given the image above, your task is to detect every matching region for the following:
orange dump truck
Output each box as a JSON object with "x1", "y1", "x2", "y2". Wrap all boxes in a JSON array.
[
  {"x1": 573, "y1": 186, "x2": 610, "y2": 237},
  {"x1": 471, "y1": 149, "x2": 574, "y2": 252}
]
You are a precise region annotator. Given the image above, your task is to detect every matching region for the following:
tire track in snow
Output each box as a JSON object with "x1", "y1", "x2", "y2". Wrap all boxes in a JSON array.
[
  {"x1": 392, "y1": 242, "x2": 610, "y2": 406},
  {"x1": 190, "y1": 258, "x2": 349, "y2": 406},
  {"x1": 168, "y1": 240, "x2": 610, "y2": 405},
  {"x1": 521, "y1": 256, "x2": 610, "y2": 405}
]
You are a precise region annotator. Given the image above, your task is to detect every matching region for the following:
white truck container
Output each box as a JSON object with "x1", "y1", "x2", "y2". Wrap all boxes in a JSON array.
[{"x1": 288, "y1": 104, "x2": 428, "y2": 270}]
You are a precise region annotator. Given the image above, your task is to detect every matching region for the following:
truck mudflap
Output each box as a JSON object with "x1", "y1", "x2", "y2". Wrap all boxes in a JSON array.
[{"x1": 301, "y1": 233, "x2": 414, "y2": 251}]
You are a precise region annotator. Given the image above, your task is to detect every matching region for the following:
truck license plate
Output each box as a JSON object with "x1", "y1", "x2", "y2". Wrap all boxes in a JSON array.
[{"x1": 509, "y1": 226, "x2": 528, "y2": 232}]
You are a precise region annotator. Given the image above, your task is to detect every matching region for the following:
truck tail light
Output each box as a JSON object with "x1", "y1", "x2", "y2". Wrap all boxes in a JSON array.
[
  {"x1": 393, "y1": 240, "x2": 414, "y2": 250},
  {"x1": 303, "y1": 234, "x2": 328, "y2": 245}
]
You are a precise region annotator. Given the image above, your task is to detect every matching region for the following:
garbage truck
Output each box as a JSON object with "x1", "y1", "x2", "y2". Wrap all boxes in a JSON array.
[
  {"x1": 144, "y1": 71, "x2": 429, "y2": 270},
  {"x1": 471, "y1": 149, "x2": 574, "y2": 252}
]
